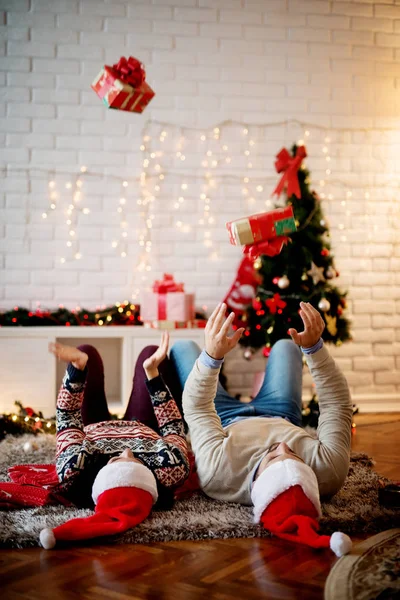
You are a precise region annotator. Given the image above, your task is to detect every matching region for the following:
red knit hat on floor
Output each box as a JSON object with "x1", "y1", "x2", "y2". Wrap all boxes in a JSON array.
[
  {"x1": 40, "y1": 461, "x2": 158, "y2": 550},
  {"x1": 251, "y1": 459, "x2": 352, "y2": 557}
]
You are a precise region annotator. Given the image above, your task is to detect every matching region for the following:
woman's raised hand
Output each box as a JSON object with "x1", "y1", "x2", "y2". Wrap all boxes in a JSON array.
[
  {"x1": 48, "y1": 342, "x2": 88, "y2": 371},
  {"x1": 143, "y1": 331, "x2": 170, "y2": 380}
]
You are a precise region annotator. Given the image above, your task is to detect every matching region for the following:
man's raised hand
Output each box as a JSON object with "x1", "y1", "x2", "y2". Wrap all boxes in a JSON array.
[
  {"x1": 205, "y1": 303, "x2": 245, "y2": 360},
  {"x1": 288, "y1": 301, "x2": 325, "y2": 348}
]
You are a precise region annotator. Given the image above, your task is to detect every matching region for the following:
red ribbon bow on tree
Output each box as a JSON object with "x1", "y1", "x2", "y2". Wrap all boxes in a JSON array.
[
  {"x1": 112, "y1": 56, "x2": 146, "y2": 88},
  {"x1": 153, "y1": 274, "x2": 184, "y2": 294},
  {"x1": 266, "y1": 293, "x2": 287, "y2": 314},
  {"x1": 273, "y1": 145, "x2": 307, "y2": 199}
]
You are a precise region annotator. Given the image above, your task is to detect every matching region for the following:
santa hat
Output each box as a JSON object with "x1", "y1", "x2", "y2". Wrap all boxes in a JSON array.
[
  {"x1": 251, "y1": 459, "x2": 352, "y2": 557},
  {"x1": 40, "y1": 461, "x2": 158, "y2": 550}
]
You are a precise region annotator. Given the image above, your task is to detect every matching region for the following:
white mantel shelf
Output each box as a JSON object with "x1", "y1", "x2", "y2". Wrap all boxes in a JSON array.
[{"x1": 0, "y1": 326, "x2": 205, "y2": 415}]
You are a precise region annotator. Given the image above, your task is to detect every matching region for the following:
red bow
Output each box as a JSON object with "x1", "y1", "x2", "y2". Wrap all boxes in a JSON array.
[
  {"x1": 273, "y1": 145, "x2": 307, "y2": 199},
  {"x1": 266, "y1": 293, "x2": 287, "y2": 314},
  {"x1": 153, "y1": 274, "x2": 184, "y2": 294},
  {"x1": 112, "y1": 56, "x2": 146, "y2": 88},
  {"x1": 243, "y1": 236, "x2": 289, "y2": 260}
]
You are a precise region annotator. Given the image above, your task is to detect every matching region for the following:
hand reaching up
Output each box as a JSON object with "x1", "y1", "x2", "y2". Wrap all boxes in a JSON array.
[
  {"x1": 205, "y1": 303, "x2": 245, "y2": 360},
  {"x1": 143, "y1": 331, "x2": 170, "y2": 380},
  {"x1": 48, "y1": 342, "x2": 88, "y2": 371},
  {"x1": 288, "y1": 302, "x2": 325, "y2": 348}
]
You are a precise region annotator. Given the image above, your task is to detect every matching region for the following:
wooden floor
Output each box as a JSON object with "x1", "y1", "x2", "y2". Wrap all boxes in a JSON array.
[{"x1": 1, "y1": 413, "x2": 399, "y2": 600}]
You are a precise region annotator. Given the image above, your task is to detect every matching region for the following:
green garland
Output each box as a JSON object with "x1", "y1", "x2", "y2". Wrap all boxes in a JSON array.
[{"x1": 0, "y1": 302, "x2": 142, "y2": 327}]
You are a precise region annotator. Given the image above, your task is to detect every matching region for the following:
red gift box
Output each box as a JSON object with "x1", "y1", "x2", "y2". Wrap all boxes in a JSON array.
[
  {"x1": 91, "y1": 56, "x2": 155, "y2": 114},
  {"x1": 226, "y1": 207, "x2": 296, "y2": 247},
  {"x1": 141, "y1": 274, "x2": 195, "y2": 323},
  {"x1": 226, "y1": 207, "x2": 297, "y2": 259}
]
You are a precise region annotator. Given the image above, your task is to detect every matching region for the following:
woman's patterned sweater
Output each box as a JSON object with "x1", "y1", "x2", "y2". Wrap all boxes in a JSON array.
[{"x1": 56, "y1": 364, "x2": 190, "y2": 492}]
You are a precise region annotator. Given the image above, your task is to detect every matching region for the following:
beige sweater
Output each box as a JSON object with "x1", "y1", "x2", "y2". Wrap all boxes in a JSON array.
[{"x1": 182, "y1": 344, "x2": 352, "y2": 505}]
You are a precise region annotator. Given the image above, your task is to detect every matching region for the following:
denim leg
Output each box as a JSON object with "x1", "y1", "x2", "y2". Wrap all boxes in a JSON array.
[
  {"x1": 252, "y1": 339, "x2": 303, "y2": 426},
  {"x1": 170, "y1": 340, "x2": 258, "y2": 428}
]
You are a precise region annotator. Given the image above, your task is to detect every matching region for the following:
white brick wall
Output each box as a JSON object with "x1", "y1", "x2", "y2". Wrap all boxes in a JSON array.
[{"x1": 1, "y1": 0, "x2": 400, "y2": 410}]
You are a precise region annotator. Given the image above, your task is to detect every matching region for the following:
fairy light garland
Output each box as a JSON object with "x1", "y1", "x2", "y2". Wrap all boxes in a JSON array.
[{"x1": 3, "y1": 119, "x2": 400, "y2": 280}]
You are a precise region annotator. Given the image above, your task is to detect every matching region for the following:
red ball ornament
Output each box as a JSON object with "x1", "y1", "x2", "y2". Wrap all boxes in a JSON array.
[
  {"x1": 272, "y1": 277, "x2": 280, "y2": 285},
  {"x1": 321, "y1": 248, "x2": 330, "y2": 257},
  {"x1": 252, "y1": 299, "x2": 262, "y2": 310},
  {"x1": 337, "y1": 307, "x2": 343, "y2": 316},
  {"x1": 263, "y1": 346, "x2": 271, "y2": 358}
]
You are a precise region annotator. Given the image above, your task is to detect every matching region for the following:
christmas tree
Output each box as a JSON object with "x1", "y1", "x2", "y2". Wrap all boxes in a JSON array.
[{"x1": 240, "y1": 144, "x2": 351, "y2": 357}]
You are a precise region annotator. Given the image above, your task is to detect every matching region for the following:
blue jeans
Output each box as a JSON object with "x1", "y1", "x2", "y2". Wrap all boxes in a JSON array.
[{"x1": 169, "y1": 339, "x2": 303, "y2": 428}]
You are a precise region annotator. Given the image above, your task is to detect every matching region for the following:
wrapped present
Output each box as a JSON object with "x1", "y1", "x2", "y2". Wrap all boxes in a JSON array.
[
  {"x1": 91, "y1": 56, "x2": 155, "y2": 114},
  {"x1": 226, "y1": 207, "x2": 297, "y2": 259},
  {"x1": 141, "y1": 274, "x2": 195, "y2": 323}
]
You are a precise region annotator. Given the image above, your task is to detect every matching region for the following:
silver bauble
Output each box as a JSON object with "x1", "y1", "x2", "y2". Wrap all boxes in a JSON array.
[
  {"x1": 318, "y1": 298, "x2": 331, "y2": 312},
  {"x1": 277, "y1": 275, "x2": 290, "y2": 289},
  {"x1": 325, "y1": 266, "x2": 336, "y2": 279}
]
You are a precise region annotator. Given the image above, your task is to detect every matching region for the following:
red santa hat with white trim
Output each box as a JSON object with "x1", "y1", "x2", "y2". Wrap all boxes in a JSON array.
[
  {"x1": 40, "y1": 461, "x2": 158, "y2": 550},
  {"x1": 251, "y1": 459, "x2": 352, "y2": 557}
]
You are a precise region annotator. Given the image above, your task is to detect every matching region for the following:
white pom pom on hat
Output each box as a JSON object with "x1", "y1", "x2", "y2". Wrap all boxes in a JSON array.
[
  {"x1": 330, "y1": 531, "x2": 352, "y2": 557},
  {"x1": 39, "y1": 528, "x2": 56, "y2": 550}
]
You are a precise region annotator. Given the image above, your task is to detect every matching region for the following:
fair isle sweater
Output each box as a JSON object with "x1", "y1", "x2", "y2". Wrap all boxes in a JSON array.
[
  {"x1": 56, "y1": 364, "x2": 189, "y2": 494},
  {"x1": 182, "y1": 343, "x2": 352, "y2": 506}
]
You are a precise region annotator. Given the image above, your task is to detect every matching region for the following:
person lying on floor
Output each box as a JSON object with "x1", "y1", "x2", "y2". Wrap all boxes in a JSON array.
[
  {"x1": 45, "y1": 332, "x2": 189, "y2": 524},
  {"x1": 170, "y1": 302, "x2": 353, "y2": 554}
]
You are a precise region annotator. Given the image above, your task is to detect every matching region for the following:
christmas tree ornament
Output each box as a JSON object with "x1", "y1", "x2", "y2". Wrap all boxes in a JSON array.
[
  {"x1": 320, "y1": 248, "x2": 330, "y2": 257},
  {"x1": 266, "y1": 293, "x2": 287, "y2": 314},
  {"x1": 325, "y1": 266, "x2": 336, "y2": 279},
  {"x1": 318, "y1": 298, "x2": 331, "y2": 312},
  {"x1": 325, "y1": 314, "x2": 338, "y2": 336},
  {"x1": 277, "y1": 275, "x2": 290, "y2": 289},
  {"x1": 273, "y1": 145, "x2": 307, "y2": 199},
  {"x1": 262, "y1": 345, "x2": 271, "y2": 358},
  {"x1": 320, "y1": 219, "x2": 326, "y2": 227},
  {"x1": 301, "y1": 272, "x2": 308, "y2": 281},
  {"x1": 243, "y1": 348, "x2": 254, "y2": 361},
  {"x1": 307, "y1": 262, "x2": 326, "y2": 285}
]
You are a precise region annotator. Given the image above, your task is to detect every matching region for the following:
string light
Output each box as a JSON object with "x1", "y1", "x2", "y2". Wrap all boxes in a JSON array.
[{"x1": 7, "y1": 119, "x2": 399, "y2": 287}]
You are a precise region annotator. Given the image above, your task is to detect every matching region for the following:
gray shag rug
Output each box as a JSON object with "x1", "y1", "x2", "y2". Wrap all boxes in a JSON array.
[{"x1": 1, "y1": 434, "x2": 399, "y2": 549}]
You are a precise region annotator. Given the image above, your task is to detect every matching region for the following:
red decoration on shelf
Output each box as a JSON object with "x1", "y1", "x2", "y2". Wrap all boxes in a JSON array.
[
  {"x1": 273, "y1": 145, "x2": 307, "y2": 199},
  {"x1": 266, "y1": 294, "x2": 287, "y2": 315}
]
